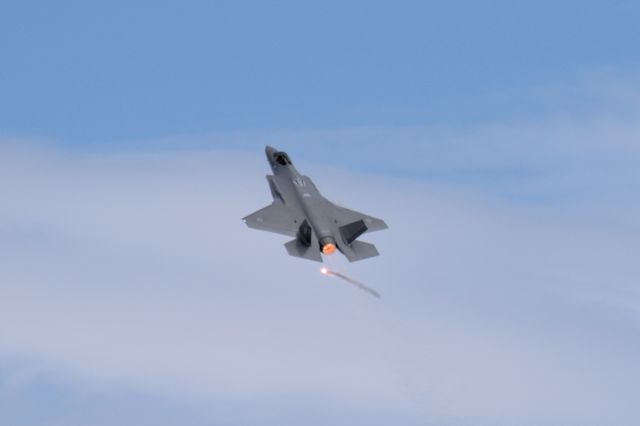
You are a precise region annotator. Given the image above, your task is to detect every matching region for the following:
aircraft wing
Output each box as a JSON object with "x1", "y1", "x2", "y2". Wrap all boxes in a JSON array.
[
  {"x1": 330, "y1": 204, "x2": 388, "y2": 233},
  {"x1": 243, "y1": 202, "x2": 299, "y2": 237}
]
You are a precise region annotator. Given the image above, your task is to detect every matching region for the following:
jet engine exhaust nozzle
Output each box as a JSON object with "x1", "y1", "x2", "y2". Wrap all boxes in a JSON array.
[{"x1": 319, "y1": 237, "x2": 337, "y2": 255}]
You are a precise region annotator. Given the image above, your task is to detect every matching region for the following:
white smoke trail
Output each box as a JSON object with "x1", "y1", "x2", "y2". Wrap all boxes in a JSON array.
[{"x1": 320, "y1": 267, "x2": 381, "y2": 299}]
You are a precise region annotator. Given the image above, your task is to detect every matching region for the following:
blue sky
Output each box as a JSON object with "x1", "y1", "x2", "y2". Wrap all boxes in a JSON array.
[
  {"x1": 1, "y1": 1, "x2": 640, "y2": 425},
  {"x1": 1, "y1": 1, "x2": 639, "y2": 142}
]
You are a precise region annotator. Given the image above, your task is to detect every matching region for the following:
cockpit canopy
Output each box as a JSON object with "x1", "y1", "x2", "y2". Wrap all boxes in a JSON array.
[{"x1": 273, "y1": 152, "x2": 292, "y2": 166}]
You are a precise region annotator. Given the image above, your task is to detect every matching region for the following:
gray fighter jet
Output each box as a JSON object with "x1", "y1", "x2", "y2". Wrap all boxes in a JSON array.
[{"x1": 243, "y1": 146, "x2": 388, "y2": 262}]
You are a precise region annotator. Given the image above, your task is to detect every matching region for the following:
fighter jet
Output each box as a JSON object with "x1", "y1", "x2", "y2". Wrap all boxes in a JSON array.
[{"x1": 243, "y1": 146, "x2": 388, "y2": 262}]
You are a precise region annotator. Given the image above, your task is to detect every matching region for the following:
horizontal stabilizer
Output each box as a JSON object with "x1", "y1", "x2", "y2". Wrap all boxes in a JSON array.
[
  {"x1": 337, "y1": 240, "x2": 380, "y2": 262},
  {"x1": 285, "y1": 239, "x2": 322, "y2": 262}
]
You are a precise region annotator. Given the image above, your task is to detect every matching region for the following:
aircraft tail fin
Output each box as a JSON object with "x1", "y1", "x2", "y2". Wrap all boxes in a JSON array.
[{"x1": 339, "y1": 219, "x2": 368, "y2": 245}]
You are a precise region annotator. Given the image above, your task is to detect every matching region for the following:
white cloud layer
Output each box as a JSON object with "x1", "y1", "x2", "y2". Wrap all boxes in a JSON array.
[{"x1": 0, "y1": 105, "x2": 639, "y2": 425}]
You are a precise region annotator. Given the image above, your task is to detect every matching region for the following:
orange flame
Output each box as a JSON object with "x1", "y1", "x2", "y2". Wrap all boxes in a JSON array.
[{"x1": 322, "y1": 243, "x2": 337, "y2": 255}]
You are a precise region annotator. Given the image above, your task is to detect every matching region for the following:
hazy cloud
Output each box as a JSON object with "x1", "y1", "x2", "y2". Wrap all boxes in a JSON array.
[{"x1": 1, "y1": 95, "x2": 640, "y2": 425}]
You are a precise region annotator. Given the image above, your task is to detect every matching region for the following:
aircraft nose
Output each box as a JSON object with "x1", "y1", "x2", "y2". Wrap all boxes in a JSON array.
[
  {"x1": 265, "y1": 145, "x2": 278, "y2": 156},
  {"x1": 265, "y1": 145, "x2": 279, "y2": 163}
]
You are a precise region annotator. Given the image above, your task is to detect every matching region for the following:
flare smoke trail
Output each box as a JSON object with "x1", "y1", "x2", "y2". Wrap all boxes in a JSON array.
[{"x1": 320, "y1": 267, "x2": 381, "y2": 298}]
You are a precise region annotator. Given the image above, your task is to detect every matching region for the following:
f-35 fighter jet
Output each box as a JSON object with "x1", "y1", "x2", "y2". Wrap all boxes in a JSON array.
[{"x1": 243, "y1": 146, "x2": 388, "y2": 262}]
